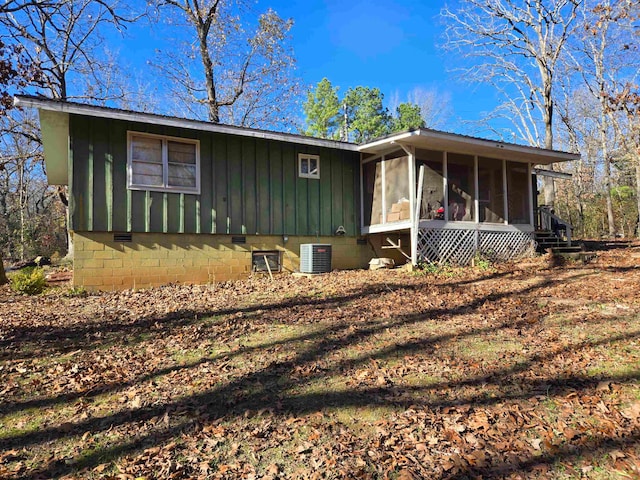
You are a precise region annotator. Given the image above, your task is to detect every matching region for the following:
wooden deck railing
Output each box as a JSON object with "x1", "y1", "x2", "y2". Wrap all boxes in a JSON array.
[{"x1": 538, "y1": 206, "x2": 572, "y2": 246}]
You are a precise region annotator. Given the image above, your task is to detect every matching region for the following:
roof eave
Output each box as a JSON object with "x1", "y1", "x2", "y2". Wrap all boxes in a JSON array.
[
  {"x1": 358, "y1": 128, "x2": 579, "y2": 165},
  {"x1": 13, "y1": 95, "x2": 360, "y2": 152}
]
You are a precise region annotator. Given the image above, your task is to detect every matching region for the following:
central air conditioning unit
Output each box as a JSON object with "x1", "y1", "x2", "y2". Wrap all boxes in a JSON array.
[{"x1": 300, "y1": 244, "x2": 332, "y2": 274}]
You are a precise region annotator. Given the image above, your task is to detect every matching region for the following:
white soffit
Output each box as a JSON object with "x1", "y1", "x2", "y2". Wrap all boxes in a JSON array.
[
  {"x1": 359, "y1": 130, "x2": 579, "y2": 165},
  {"x1": 39, "y1": 109, "x2": 69, "y2": 185}
]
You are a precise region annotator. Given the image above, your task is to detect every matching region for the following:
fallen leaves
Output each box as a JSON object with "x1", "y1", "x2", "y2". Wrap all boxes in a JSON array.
[{"x1": 1, "y1": 249, "x2": 640, "y2": 478}]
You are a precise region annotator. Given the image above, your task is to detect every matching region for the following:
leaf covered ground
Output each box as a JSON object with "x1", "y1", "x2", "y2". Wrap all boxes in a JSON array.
[{"x1": 1, "y1": 246, "x2": 640, "y2": 479}]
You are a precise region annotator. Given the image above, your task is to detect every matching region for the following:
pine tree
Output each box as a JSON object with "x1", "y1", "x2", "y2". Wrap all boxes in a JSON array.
[{"x1": 303, "y1": 78, "x2": 340, "y2": 139}]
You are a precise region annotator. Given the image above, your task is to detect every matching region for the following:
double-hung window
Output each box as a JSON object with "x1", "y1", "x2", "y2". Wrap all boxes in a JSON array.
[{"x1": 127, "y1": 132, "x2": 200, "y2": 194}]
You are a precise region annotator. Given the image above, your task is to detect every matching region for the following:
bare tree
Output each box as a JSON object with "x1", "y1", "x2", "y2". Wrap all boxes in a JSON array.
[
  {"x1": 154, "y1": 0, "x2": 300, "y2": 129},
  {"x1": 389, "y1": 87, "x2": 453, "y2": 130},
  {"x1": 0, "y1": 0, "x2": 134, "y2": 101},
  {"x1": 0, "y1": 0, "x2": 136, "y2": 260},
  {"x1": 442, "y1": 0, "x2": 581, "y2": 206},
  {"x1": 608, "y1": 84, "x2": 640, "y2": 237},
  {"x1": 574, "y1": 0, "x2": 638, "y2": 236}
]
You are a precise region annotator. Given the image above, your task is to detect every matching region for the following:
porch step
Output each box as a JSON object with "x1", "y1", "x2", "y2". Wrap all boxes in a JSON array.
[
  {"x1": 534, "y1": 230, "x2": 596, "y2": 263},
  {"x1": 534, "y1": 230, "x2": 571, "y2": 252}
]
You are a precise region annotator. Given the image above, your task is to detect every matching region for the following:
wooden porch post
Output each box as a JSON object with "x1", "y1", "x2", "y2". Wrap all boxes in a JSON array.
[
  {"x1": 527, "y1": 162, "x2": 534, "y2": 226},
  {"x1": 359, "y1": 154, "x2": 364, "y2": 233},
  {"x1": 474, "y1": 155, "x2": 479, "y2": 223},
  {"x1": 474, "y1": 155, "x2": 479, "y2": 255},
  {"x1": 407, "y1": 147, "x2": 417, "y2": 265},
  {"x1": 381, "y1": 155, "x2": 386, "y2": 225},
  {"x1": 443, "y1": 151, "x2": 448, "y2": 220},
  {"x1": 502, "y1": 159, "x2": 509, "y2": 225}
]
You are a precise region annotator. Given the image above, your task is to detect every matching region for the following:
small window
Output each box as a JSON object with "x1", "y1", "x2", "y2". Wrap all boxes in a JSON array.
[
  {"x1": 128, "y1": 131, "x2": 200, "y2": 194},
  {"x1": 298, "y1": 153, "x2": 320, "y2": 179}
]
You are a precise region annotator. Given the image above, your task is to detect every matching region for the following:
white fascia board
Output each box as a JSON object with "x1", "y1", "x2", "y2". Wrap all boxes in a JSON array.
[
  {"x1": 14, "y1": 96, "x2": 359, "y2": 152},
  {"x1": 359, "y1": 128, "x2": 579, "y2": 164},
  {"x1": 357, "y1": 131, "x2": 420, "y2": 152}
]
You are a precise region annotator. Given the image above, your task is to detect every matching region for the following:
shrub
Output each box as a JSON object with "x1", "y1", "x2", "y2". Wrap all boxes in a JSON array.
[
  {"x1": 65, "y1": 286, "x2": 88, "y2": 297},
  {"x1": 10, "y1": 267, "x2": 46, "y2": 295},
  {"x1": 473, "y1": 253, "x2": 492, "y2": 271}
]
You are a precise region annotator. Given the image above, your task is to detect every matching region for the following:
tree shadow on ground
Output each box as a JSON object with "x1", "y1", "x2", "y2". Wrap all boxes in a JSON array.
[{"x1": 1, "y1": 267, "x2": 637, "y2": 479}]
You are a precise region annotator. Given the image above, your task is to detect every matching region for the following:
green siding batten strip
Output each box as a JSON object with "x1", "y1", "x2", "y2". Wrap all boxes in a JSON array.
[
  {"x1": 91, "y1": 119, "x2": 107, "y2": 231},
  {"x1": 195, "y1": 198, "x2": 201, "y2": 234},
  {"x1": 71, "y1": 116, "x2": 88, "y2": 231},
  {"x1": 320, "y1": 148, "x2": 333, "y2": 236},
  {"x1": 331, "y1": 150, "x2": 344, "y2": 234},
  {"x1": 67, "y1": 117, "x2": 74, "y2": 231},
  {"x1": 214, "y1": 134, "x2": 228, "y2": 234},
  {"x1": 87, "y1": 120, "x2": 94, "y2": 231},
  {"x1": 145, "y1": 191, "x2": 151, "y2": 232},
  {"x1": 179, "y1": 193, "x2": 185, "y2": 233},
  {"x1": 111, "y1": 120, "x2": 127, "y2": 232},
  {"x1": 228, "y1": 136, "x2": 243, "y2": 234},
  {"x1": 162, "y1": 193, "x2": 168, "y2": 233},
  {"x1": 198, "y1": 133, "x2": 211, "y2": 234},
  {"x1": 305, "y1": 148, "x2": 321, "y2": 238},
  {"x1": 296, "y1": 175, "x2": 307, "y2": 236},
  {"x1": 282, "y1": 143, "x2": 296, "y2": 235},
  {"x1": 244, "y1": 138, "x2": 257, "y2": 235},
  {"x1": 270, "y1": 141, "x2": 283, "y2": 234},
  {"x1": 256, "y1": 140, "x2": 270, "y2": 235},
  {"x1": 105, "y1": 125, "x2": 113, "y2": 232},
  {"x1": 126, "y1": 189, "x2": 132, "y2": 232},
  {"x1": 344, "y1": 151, "x2": 357, "y2": 234}
]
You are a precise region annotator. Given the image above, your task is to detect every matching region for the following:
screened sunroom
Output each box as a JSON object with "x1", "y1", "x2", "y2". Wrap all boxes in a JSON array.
[{"x1": 359, "y1": 129, "x2": 578, "y2": 265}]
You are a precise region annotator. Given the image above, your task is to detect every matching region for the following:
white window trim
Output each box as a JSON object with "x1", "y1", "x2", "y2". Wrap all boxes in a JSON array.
[
  {"x1": 127, "y1": 131, "x2": 201, "y2": 195},
  {"x1": 298, "y1": 153, "x2": 320, "y2": 179}
]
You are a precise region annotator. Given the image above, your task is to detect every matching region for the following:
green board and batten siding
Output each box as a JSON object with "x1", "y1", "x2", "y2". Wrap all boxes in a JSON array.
[{"x1": 69, "y1": 115, "x2": 360, "y2": 237}]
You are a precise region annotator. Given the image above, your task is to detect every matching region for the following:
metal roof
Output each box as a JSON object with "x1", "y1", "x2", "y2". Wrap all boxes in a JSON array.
[
  {"x1": 358, "y1": 129, "x2": 579, "y2": 165},
  {"x1": 13, "y1": 95, "x2": 359, "y2": 151},
  {"x1": 14, "y1": 95, "x2": 580, "y2": 165}
]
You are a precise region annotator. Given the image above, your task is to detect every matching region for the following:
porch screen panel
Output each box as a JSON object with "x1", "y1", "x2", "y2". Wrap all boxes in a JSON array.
[
  {"x1": 447, "y1": 153, "x2": 474, "y2": 221},
  {"x1": 416, "y1": 149, "x2": 444, "y2": 220},
  {"x1": 363, "y1": 159, "x2": 383, "y2": 226},
  {"x1": 384, "y1": 156, "x2": 410, "y2": 223},
  {"x1": 478, "y1": 157, "x2": 505, "y2": 223},
  {"x1": 507, "y1": 161, "x2": 530, "y2": 224}
]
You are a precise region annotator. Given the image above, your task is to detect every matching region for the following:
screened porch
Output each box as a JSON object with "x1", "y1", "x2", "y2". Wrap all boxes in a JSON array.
[{"x1": 359, "y1": 130, "x2": 578, "y2": 265}]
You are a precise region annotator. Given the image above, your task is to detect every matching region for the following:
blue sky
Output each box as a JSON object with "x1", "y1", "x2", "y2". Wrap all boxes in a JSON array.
[
  {"x1": 117, "y1": 0, "x2": 502, "y2": 134},
  {"x1": 264, "y1": 0, "x2": 499, "y2": 131}
]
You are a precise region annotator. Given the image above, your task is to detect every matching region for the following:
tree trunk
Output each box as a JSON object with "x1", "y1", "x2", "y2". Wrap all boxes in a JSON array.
[
  {"x1": 0, "y1": 255, "x2": 7, "y2": 285},
  {"x1": 64, "y1": 204, "x2": 74, "y2": 260},
  {"x1": 601, "y1": 109, "x2": 616, "y2": 238},
  {"x1": 542, "y1": 69, "x2": 555, "y2": 207},
  {"x1": 636, "y1": 157, "x2": 640, "y2": 239}
]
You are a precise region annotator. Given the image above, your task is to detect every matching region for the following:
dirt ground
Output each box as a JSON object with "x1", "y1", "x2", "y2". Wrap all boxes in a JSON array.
[{"x1": 0, "y1": 243, "x2": 639, "y2": 479}]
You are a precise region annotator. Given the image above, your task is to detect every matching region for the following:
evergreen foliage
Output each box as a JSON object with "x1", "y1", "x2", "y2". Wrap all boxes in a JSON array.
[
  {"x1": 343, "y1": 86, "x2": 392, "y2": 143},
  {"x1": 303, "y1": 78, "x2": 340, "y2": 139},
  {"x1": 393, "y1": 103, "x2": 426, "y2": 131},
  {"x1": 10, "y1": 267, "x2": 46, "y2": 295},
  {"x1": 303, "y1": 79, "x2": 425, "y2": 142}
]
